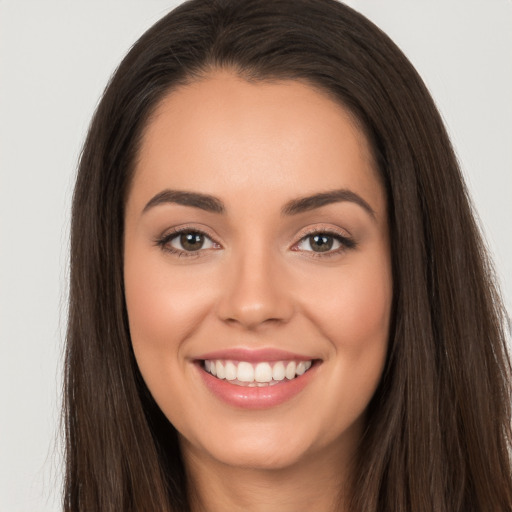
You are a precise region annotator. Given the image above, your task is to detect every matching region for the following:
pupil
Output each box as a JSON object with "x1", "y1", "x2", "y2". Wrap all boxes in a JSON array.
[
  {"x1": 311, "y1": 234, "x2": 333, "y2": 252},
  {"x1": 180, "y1": 232, "x2": 204, "y2": 251}
]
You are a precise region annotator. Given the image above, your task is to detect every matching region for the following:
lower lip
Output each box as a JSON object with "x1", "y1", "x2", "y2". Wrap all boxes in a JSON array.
[{"x1": 196, "y1": 362, "x2": 318, "y2": 409}]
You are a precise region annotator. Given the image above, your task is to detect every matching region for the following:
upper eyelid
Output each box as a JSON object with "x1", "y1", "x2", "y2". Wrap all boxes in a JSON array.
[
  {"x1": 293, "y1": 230, "x2": 354, "y2": 252},
  {"x1": 294, "y1": 224, "x2": 354, "y2": 246},
  {"x1": 297, "y1": 226, "x2": 350, "y2": 238},
  {"x1": 160, "y1": 224, "x2": 349, "y2": 240},
  {"x1": 160, "y1": 225, "x2": 220, "y2": 242}
]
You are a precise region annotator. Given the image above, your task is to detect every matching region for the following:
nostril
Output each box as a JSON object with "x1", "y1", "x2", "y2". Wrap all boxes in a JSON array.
[{"x1": 214, "y1": 266, "x2": 295, "y2": 329}]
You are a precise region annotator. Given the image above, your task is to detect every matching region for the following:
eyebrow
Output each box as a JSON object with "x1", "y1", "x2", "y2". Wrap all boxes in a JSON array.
[
  {"x1": 143, "y1": 189, "x2": 225, "y2": 214},
  {"x1": 281, "y1": 189, "x2": 376, "y2": 219},
  {"x1": 142, "y1": 188, "x2": 376, "y2": 219}
]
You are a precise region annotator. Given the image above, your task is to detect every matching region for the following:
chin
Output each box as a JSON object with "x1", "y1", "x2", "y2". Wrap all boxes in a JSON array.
[
  {"x1": 182, "y1": 419, "x2": 328, "y2": 472},
  {"x1": 210, "y1": 441, "x2": 309, "y2": 471}
]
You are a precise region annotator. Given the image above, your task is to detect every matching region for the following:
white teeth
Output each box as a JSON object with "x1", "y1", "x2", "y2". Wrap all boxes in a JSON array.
[
  {"x1": 203, "y1": 359, "x2": 314, "y2": 385},
  {"x1": 285, "y1": 361, "x2": 296, "y2": 380},
  {"x1": 225, "y1": 361, "x2": 237, "y2": 381},
  {"x1": 216, "y1": 360, "x2": 226, "y2": 379},
  {"x1": 254, "y1": 362, "x2": 272, "y2": 383},
  {"x1": 237, "y1": 362, "x2": 255, "y2": 382},
  {"x1": 272, "y1": 362, "x2": 285, "y2": 381}
]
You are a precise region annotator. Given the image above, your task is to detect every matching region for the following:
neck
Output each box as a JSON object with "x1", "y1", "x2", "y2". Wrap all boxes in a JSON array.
[{"x1": 181, "y1": 436, "x2": 356, "y2": 512}]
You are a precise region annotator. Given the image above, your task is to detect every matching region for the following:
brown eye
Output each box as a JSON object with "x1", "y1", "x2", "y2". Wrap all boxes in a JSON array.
[
  {"x1": 178, "y1": 232, "x2": 205, "y2": 251},
  {"x1": 297, "y1": 233, "x2": 339, "y2": 253},
  {"x1": 308, "y1": 234, "x2": 334, "y2": 252},
  {"x1": 295, "y1": 231, "x2": 355, "y2": 255},
  {"x1": 165, "y1": 231, "x2": 217, "y2": 253}
]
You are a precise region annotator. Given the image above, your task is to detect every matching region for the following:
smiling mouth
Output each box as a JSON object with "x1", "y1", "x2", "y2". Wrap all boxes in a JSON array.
[{"x1": 201, "y1": 359, "x2": 316, "y2": 387}]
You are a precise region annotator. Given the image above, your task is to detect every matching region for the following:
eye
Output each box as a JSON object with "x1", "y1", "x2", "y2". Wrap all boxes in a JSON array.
[
  {"x1": 156, "y1": 229, "x2": 220, "y2": 256},
  {"x1": 170, "y1": 231, "x2": 215, "y2": 252},
  {"x1": 295, "y1": 231, "x2": 356, "y2": 255}
]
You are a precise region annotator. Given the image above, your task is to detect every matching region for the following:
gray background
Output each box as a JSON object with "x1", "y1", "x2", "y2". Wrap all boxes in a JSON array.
[{"x1": 1, "y1": 1, "x2": 511, "y2": 510}]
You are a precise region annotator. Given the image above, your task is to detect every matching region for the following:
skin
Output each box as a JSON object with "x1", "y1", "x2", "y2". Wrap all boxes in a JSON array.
[{"x1": 124, "y1": 70, "x2": 393, "y2": 512}]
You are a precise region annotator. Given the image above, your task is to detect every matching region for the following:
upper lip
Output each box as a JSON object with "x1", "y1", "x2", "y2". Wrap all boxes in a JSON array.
[{"x1": 195, "y1": 348, "x2": 318, "y2": 363}]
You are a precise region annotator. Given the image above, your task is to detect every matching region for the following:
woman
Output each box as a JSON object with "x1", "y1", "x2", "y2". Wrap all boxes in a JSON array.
[{"x1": 64, "y1": 0, "x2": 512, "y2": 510}]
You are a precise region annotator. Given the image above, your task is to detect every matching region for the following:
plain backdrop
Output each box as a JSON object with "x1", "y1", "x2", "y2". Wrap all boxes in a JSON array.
[{"x1": 0, "y1": 1, "x2": 511, "y2": 510}]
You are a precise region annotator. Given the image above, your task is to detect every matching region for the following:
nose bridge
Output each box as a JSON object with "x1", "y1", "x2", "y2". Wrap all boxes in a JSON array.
[{"x1": 216, "y1": 236, "x2": 294, "y2": 330}]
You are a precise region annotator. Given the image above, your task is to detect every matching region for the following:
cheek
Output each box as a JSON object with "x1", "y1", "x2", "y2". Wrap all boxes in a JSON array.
[
  {"x1": 124, "y1": 246, "x2": 214, "y2": 370},
  {"x1": 297, "y1": 249, "x2": 392, "y2": 416},
  {"x1": 297, "y1": 257, "x2": 392, "y2": 435},
  {"x1": 300, "y1": 258, "x2": 392, "y2": 352}
]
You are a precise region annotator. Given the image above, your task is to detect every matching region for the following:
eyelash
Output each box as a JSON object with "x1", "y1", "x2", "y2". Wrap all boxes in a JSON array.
[
  {"x1": 154, "y1": 226, "x2": 357, "y2": 259},
  {"x1": 295, "y1": 227, "x2": 357, "y2": 258},
  {"x1": 155, "y1": 226, "x2": 219, "y2": 259}
]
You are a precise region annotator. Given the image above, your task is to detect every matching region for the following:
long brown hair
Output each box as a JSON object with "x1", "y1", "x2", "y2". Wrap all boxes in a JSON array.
[{"x1": 65, "y1": 0, "x2": 512, "y2": 510}]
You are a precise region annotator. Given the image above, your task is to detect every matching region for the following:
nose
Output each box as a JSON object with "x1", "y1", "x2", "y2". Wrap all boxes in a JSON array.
[{"x1": 215, "y1": 245, "x2": 295, "y2": 331}]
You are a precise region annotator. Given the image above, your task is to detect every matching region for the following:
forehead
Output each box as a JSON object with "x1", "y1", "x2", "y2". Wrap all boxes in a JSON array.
[{"x1": 130, "y1": 70, "x2": 384, "y2": 216}]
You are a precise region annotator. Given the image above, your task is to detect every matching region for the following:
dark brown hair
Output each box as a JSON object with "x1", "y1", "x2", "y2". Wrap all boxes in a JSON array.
[{"x1": 65, "y1": 0, "x2": 512, "y2": 510}]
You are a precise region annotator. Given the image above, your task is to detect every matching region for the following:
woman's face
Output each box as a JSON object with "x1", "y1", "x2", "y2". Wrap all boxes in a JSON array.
[{"x1": 124, "y1": 71, "x2": 392, "y2": 471}]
